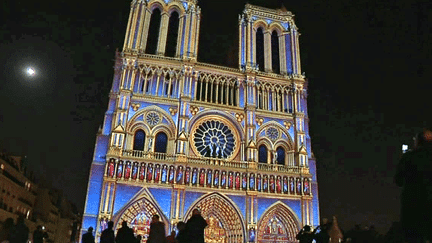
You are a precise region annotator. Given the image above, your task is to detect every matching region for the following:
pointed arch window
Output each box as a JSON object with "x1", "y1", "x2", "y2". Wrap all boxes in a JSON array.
[
  {"x1": 133, "y1": 130, "x2": 146, "y2": 151},
  {"x1": 271, "y1": 30, "x2": 280, "y2": 74},
  {"x1": 258, "y1": 145, "x2": 268, "y2": 163},
  {"x1": 154, "y1": 132, "x2": 168, "y2": 153},
  {"x1": 256, "y1": 27, "x2": 265, "y2": 71},
  {"x1": 276, "y1": 147, "x2": 285, "y2": 165},
  {"x1": 146, "y1": 8, "x2": 162, "y2": 55},
  {"x1": 165, "y1": 11, "x2": 179, "y2": 57}
]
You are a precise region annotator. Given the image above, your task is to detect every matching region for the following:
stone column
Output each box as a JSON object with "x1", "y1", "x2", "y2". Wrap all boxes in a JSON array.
[
  {"x1": 157, "y1": 12, "x2": 170, "y2": 55},
  {"x1": 264, "y1": 30, "x2": 272, "y2": 72}
]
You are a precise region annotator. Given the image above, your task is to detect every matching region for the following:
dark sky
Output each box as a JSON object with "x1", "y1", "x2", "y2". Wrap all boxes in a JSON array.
[{"x1": 1, "y1": 0, "x2": 431, "y2": 235}]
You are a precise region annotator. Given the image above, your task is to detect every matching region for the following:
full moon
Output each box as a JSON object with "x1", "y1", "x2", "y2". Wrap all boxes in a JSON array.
[{"x1": 26, "y1": 67, "x2": 36, "y2": 76}]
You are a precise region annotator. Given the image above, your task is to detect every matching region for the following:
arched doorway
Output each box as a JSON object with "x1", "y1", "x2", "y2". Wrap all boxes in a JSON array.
[
  {"x1": 185, "y1": 193, "x2": 245, "y2": 243},
  {"x1": 115, "y1": 197, "x2": 168, "y2": 242},
  {"x1": 257, "y1": 202, "x2": 300, "y2": 243}
]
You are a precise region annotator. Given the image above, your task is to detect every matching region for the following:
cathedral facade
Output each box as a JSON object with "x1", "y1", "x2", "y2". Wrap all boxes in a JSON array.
[{"x1": 82, "y1": 0, "x2": 319, "y2": 242}]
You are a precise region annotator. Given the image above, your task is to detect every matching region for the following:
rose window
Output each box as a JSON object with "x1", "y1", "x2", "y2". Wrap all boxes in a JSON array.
[
  {"x1": 146, "y1": 112, "x2": 160, "y2": 126},
  {"x1": 266, "y1": 127, "x2": 279, "y2": 141},
  {"x1": 194, "y1": 120, "x2": 236, "y2": 159}
]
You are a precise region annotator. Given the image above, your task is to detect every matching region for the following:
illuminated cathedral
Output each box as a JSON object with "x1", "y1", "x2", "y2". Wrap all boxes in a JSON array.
[{"x1": 82, "y1": 0, "x2": 319, "y2": 242}]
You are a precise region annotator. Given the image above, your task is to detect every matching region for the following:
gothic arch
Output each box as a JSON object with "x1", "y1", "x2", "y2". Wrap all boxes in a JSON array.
[
  {"x1": 127, "y1": 105, "x2": 176, "y2": 136},
  {"x1": 257, "y1": 137, "x2": 272, "y2": 150},
  {"x1": 253, "y1": 20, "x2": 268, "y2": 30},
  {"x1": 147, "y1": 1, "x2": 164, "y2": 12},
  {"x1": 129, "y1": 121, "x2": 151, "y2": 137},
  {"x1": 274, "y1": 139, "x2": 293, "y2": 152},
  {"x1": 257, "y1": 202, "x2": 301, "y2": 243},
  {"x1": 166, "y1": 2, "x2": 185, "y2": 15},
  {"x1": 151, "y1": 123, "x2": 174, "y2": 138},
  {"x1": 112, "y1": 190, "x2": 169, "y2": 236},
  {"x1": 268, "y1": 23, "x2": 284, "y2": 35},
  {"x1": 256, "y1": 121, "x2": 294, "y2": 149},
  {"x1": 185, "y1": 192, "x2": 246, "y2": 243}
]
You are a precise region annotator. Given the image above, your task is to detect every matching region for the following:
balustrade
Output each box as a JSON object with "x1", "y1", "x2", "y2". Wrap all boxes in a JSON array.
[{"x1": 103, "y1": 151, "x2": 312, "y2": 196}]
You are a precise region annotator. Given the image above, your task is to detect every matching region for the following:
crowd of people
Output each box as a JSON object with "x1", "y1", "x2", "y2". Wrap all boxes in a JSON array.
[
  {"x1": 83, "y1": 208, "x2": 207, "y2": 243},
  {"x1": 0, "y1": 215, "x2": 48, "y2": 243},
  {"x1": 296, "y1": 217, "x2": 343, "y2": 243}
]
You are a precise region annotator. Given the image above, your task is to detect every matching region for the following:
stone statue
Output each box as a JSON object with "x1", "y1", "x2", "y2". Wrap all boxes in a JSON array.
[
  {"x1": 204, "y1": 216, "x2": 226, "y2": 243},
  {"x1": 147, "y1": 138, "x2": 153, "y2": 152},
  {"x1": 273, "y1": 151, "x2": 278, "y2": 164}
]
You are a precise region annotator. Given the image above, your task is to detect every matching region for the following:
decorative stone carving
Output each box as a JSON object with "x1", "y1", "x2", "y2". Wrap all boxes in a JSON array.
[
  {"x1": 235, "y1": 113, "x2": 244, "y2": 122},
  {"x1": 146, "y1": 112, "x2": 160, "y2": 126},
  {"x1": 266, "y1": 127, "x2": 279, "y2": 141},
  {"x1": 256, "y1": 117, "x2": 264, "y2": 126},
  {"x1": 284, "y1": 121, "x2": 292, "y2": 129},
  {"x1": 169, "y1": 106, "x2": 178, "y2": 116},
  {"x1": 131, "y1": 103, "x2": 140, "y2": 111},
  {"x1": 190, "y1": 106, "x2": 199, "y2": 116}
]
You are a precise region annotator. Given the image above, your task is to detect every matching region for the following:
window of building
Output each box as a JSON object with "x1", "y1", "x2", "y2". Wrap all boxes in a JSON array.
[
  {"x1": 256, "y1": 27, "x2": 265, "y2": 71},
  {"x1": 146, "y1": 8, "x2": 162, "y2": 54},
  {"x1": 258, "y1": 145, "x2": 268, "y2": 163},
  {"x1": 133, "y1": 130, "x2": 146, "y2": 151},
  {"x1": 165, "y1": 11, "x2": 179, "y2": 57},
  {"x1": 271, "y1": 30, "x2": 280, "y2": 74},
  {"x1": 276, "y1": 147, "x2": 285, "y2": 165},
  {"x1": 154, "y1": 132, "x2": 168, "y2": 153}
]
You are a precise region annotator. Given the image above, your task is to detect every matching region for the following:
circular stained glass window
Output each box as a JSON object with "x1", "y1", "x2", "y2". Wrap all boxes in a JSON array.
[
  {"x1": 146, "y1": 112, "x2": 160, "y2": 126},
  {"x1": 194, "y1": 120, "x2": 236, "y2": 159},
  {"x1": 266, "y1": 127, "x2": 279, "y2": 141}
]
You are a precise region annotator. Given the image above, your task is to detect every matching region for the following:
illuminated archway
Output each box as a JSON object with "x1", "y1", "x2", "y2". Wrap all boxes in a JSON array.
[
  {"x1": 257, "y1": 202, "x2": 300, "y2": 243},
  {"x1": 185, "y1": 193, "x2": 245, "y2": 243},
  {"x1": 115, "y1": 197, "x2": 168, "y2": 241}
]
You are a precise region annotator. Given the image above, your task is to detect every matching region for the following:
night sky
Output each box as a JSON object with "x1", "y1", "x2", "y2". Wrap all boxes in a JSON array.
[{"x1": 1, "y1": 0, "x2": 431, "y2": 235}]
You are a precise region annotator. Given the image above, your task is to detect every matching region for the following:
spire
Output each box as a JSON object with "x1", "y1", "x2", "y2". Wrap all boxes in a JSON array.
[{"x1": 329, "y1": 216, "x2": 344, "y2": 243}]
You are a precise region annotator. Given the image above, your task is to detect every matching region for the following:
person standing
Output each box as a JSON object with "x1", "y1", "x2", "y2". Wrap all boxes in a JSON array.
[
  {"x1": 166, "y1": 230, "x2": 176, "y2": 243},
  {"x1": 0, "y1": 218, "x2": 14, "y2": 243},
  {"x1": 147, "y1": 215, "x2": 167, "y2": 243},
  {"x1": 33, "y1": 225, "x2": 49, "y2": 243},
  {"x1": 115, "y1": 221, "x2": 135, "y2": 243},
  {"x1": 186, "y1": 209, "x2": 208, "y2": 243},
  {"x1": 395, "y1": 128, "x2": 432, "y2": 243},
  {"x1": 82, "y1": 227, "x2": 95, "y2": 243},
  {"x1": 100, "y1": 221, "x2": 115, "y2": 243},
  {"x1": 296, "y1": 225, "x2": 315, "y2": 243},
  {"x1": 9, "y1": 215, "x2": 29, "y2": 243},
  {"x1": 314, "y1": 218, "x2": 330, "y2": 243},
  {"x1": 176, "y1": 221, "x2": 187, "y2": 243}
]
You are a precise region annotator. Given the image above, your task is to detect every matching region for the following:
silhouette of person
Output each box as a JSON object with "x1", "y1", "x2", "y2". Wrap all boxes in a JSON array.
[
  {"x1": 82, "y1": 227, "x2": 95, "y2": 243},
  {"x1": 10, "y1": 215, "x2": 29, "y2": 243},
  {"x1": 136, "y1": 235, "x2": 142, "y2": 243},
  {"x1": 33, "y1": 225, "x2": 49, "y2": 243},
  {"x1": 176, "y1": 221, "x2": 187, "y2": 243},
  {"x1": 296, "y1": 225, "x2": 315, "y2": 243},
  {"x1": 115, "y1": 221, "x2": 135, "y2": 243},
  {"x1": 0, "y1": 217, "x2": 14, "y2": 242},
  {"x1": 314, "y1": 218, "x2": 330, "y2": 243},
  {"x1": 166, "y1": 230, "x2": 176, "y2": 243},
  {"x1": 147, "y1": 215, "x2": 167, "y2": 243},
  {"x1": 100, "y1": 221, "x2": 115, "y2": 243},
  {"x1": 186, "y1": 209, "x2": 208, "y2": 243},
  {"x1": 395, "y1": 128, "x2": 432, "y2": 243}
]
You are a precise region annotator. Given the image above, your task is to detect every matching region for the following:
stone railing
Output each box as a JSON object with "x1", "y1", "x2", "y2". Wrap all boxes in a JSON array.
[
  {"x1": 104, "y1": 155, "x2": 312, "y2": 196},
  {"x1": 112, "y1": 149, "x2": 307, "y2": 174}
]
